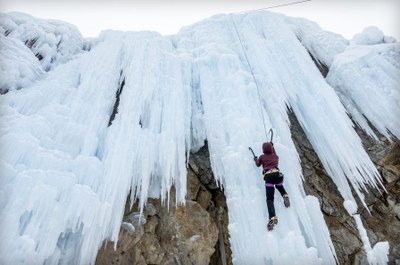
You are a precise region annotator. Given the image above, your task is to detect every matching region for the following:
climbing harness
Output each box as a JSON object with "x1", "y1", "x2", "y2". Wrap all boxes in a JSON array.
[
  {"x1": 263, "y1": 168, "x2": 281, "y2": 182},
  {"x1": 263, "y1": 168, "x2": 279, "y2": 176}
]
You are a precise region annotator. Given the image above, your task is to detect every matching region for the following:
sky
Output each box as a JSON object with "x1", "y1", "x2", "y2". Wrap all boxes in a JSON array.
[{"x1": 0, "y1": 0, "x2": 399, "y2": 40}]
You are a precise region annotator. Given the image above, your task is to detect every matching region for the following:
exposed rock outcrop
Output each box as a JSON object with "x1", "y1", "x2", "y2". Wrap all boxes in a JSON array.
[
  {"x1": 361, "y1": 140, "x2": 400, "y2": 264},
  {"x1": 96, "y1": 115, "x2": 398, "y2": 265},
  {"x1": 304, "y1": 46, "x2": 400, "y2": 264},
  {"x1": 96, "y1": 196, "x2": 219, "y2": 265},
  {"x1": 96, "y1": 144, "x2": 232, "y2": 265},
  {"x1": 289, "y1": 111, "x2": 400, "y2": 264}
]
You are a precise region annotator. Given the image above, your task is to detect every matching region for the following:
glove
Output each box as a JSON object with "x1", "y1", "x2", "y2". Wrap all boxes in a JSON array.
[{"x1": 254, "y1": 156, "x2": 258, "y2": 162}]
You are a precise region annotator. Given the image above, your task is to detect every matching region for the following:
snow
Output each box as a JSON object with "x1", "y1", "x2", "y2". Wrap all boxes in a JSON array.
[
  {"x1": 353, "y1": 214, "x2": 390, "y2": 265},
  {"x1": 284, "y1": 16, "x2": 349, "y2": 67},
  {"x1": 0, "y1": 12, "x2": 85, "y2": 93},
  {"x1": 344, "y1": 200, "x2": 389, "y2": 265},
  {"x1": 326, "y1": 43, "x2": 400, "y2": 140},
  {"x1": 0, "y1": 12, "x2": 85, "y2": 71},
  {"x1": 0, "y1": 35, "x2": 44, "y2": 93},
  {"x1": 121, "y1": 222, "x2": 135, "y2": 235},
  {"x1": 127, "y1": 212, "x2": 147, "y2": 226},
  {"x1": 351, "y1": 26, "x2": 395, "y2": 45},
  {"x1": 343, "y1": 200, "x2": 358, "y2": 215},
  {"x1": 1, "y1": 10, "x2": 398, "y2": 265}
]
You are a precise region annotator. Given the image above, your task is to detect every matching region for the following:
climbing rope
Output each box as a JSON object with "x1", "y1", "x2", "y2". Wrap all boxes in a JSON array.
[
  {"x1": 237, "y1": 0, "x2": 312, "y2": 14},
  {"x1": 230, "y1": 14, "x2": 269, "y2": 139},
  {"x1": 230, "y1": 1, "x2": 312, "y2": 140}
]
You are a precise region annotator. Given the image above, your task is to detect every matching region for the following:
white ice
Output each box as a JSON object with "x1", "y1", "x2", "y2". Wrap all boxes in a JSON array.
[
  {"x1": 1, "y1": 10, "x2": 398, "y2": 265},
  {"x1": 327, "y1": 43, "x2": 400, "y2": 140}
]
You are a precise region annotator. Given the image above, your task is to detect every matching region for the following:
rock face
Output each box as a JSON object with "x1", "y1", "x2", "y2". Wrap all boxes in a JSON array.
[
  {"x1": 289, "y1": 111, "x2": 400, "y2": 264},
  {"x1": 362, "y1": 140, "x2": 400, "y2": 264},
  {"x1": 95, "y1": 144, "x2": 232, "y2": 265},
  {"x1": 96, "y1": 117, "x2": 399, "y2": 265}
]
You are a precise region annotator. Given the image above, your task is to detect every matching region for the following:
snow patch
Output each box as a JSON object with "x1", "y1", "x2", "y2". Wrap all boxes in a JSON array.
[
  {"x1": 343, "y1": 200, "x2": 358, "y2": 215},
  {"x1": 351, "y1": 26, "x2": 386, "y2": 45}
]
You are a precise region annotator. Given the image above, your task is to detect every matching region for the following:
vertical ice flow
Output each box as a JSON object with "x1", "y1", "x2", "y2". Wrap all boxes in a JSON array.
[{"x1": 1, "y1": 10, "x2": 398, "y2": 265}]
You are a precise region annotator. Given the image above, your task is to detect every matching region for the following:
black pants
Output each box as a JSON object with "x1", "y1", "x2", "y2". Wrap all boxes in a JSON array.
[{"x1": 264, "y1": 172, "x2": 287, "y2": 219}]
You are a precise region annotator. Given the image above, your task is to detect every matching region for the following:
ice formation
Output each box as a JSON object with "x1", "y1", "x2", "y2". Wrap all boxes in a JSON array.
[{"x1": 1, "y1": 10, "x2": 398, "y2": 265}]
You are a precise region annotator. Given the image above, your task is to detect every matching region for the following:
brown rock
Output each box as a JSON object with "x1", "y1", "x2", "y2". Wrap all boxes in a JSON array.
[
  {"x1": 96, "y1": 197, "x2": 219, "y2": 265},
  {"x1": 158, "y1": 200, "x2": 219, "y2": 265},
  {"x1": 290, "y1": 110, "x2": 400, "y2": 264},
  {"x1": 187, "y1": 168, "x2": 201, "y2": 200},
  {"x1": 196, "y1": 187, "x2": 212, "y2": 209}
]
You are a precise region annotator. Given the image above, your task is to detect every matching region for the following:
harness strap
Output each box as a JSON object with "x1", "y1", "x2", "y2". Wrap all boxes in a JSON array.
[
  {"x1": 265, "y1": 182, "x2": 283, "y2": 187},
  {"x1": 263, "y1": 169, "x2": 279, "y2": 175}
]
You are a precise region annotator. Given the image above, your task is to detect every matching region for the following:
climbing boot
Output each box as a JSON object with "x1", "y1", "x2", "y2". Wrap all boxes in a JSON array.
[
  {"x1": 283, "y1": 194, "x2": 290, "y2": 208},
  {"x1": 267, "y1": 216, "x2": 278, "y2": 231}
]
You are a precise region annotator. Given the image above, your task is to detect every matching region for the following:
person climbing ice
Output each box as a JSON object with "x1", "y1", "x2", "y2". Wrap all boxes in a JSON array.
[{"x1": 253, "y1": 141, "x2": 290, "y2": 231}]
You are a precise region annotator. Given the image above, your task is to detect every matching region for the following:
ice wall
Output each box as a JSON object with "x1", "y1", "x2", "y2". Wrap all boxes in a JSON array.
[
  {"x1": 1, "y1": 10, "x2": 398, "y2": 265},
  {"x1": 0, "y1": 26, "x2": 192, "y2": 264},
  {"x1": 0, "y1": 12, "x2": 85, "y2": 93}
]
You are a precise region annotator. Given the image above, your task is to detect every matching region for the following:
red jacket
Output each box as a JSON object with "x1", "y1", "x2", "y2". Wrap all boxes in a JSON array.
[{"x1": 256, "y1": 142, "x2": 279, "y2": 170}]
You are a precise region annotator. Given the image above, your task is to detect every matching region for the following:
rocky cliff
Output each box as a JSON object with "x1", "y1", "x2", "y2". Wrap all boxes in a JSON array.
[
  {"x1": 290, "y1": 111, "x2": 400, "y2": 264},
  {"x1": 95, "y1": 143, "x2": 232, "y2": 265},
  {"x1": 95, "y1": 37, "x2": 399, "y2": 265},
  {"x1": 95, "y1": 116, "x2": 399, "y2": 265}
]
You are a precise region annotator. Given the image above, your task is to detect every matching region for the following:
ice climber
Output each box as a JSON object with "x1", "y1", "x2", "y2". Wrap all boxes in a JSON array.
[{"x1": 254, "y1": 142, "x2": 290, "y2": 231}]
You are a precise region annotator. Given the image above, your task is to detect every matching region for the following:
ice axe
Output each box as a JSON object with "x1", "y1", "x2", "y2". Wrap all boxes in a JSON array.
[
  {"x1": 269, "y1": 128, "x2": 274, "y2": 143},
  {"x1": 248, "y1": 147, "x2": 257, "y2": 161},
  {"x1": 249, "y1": 128, "x2": 274, "y2": 160}
]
